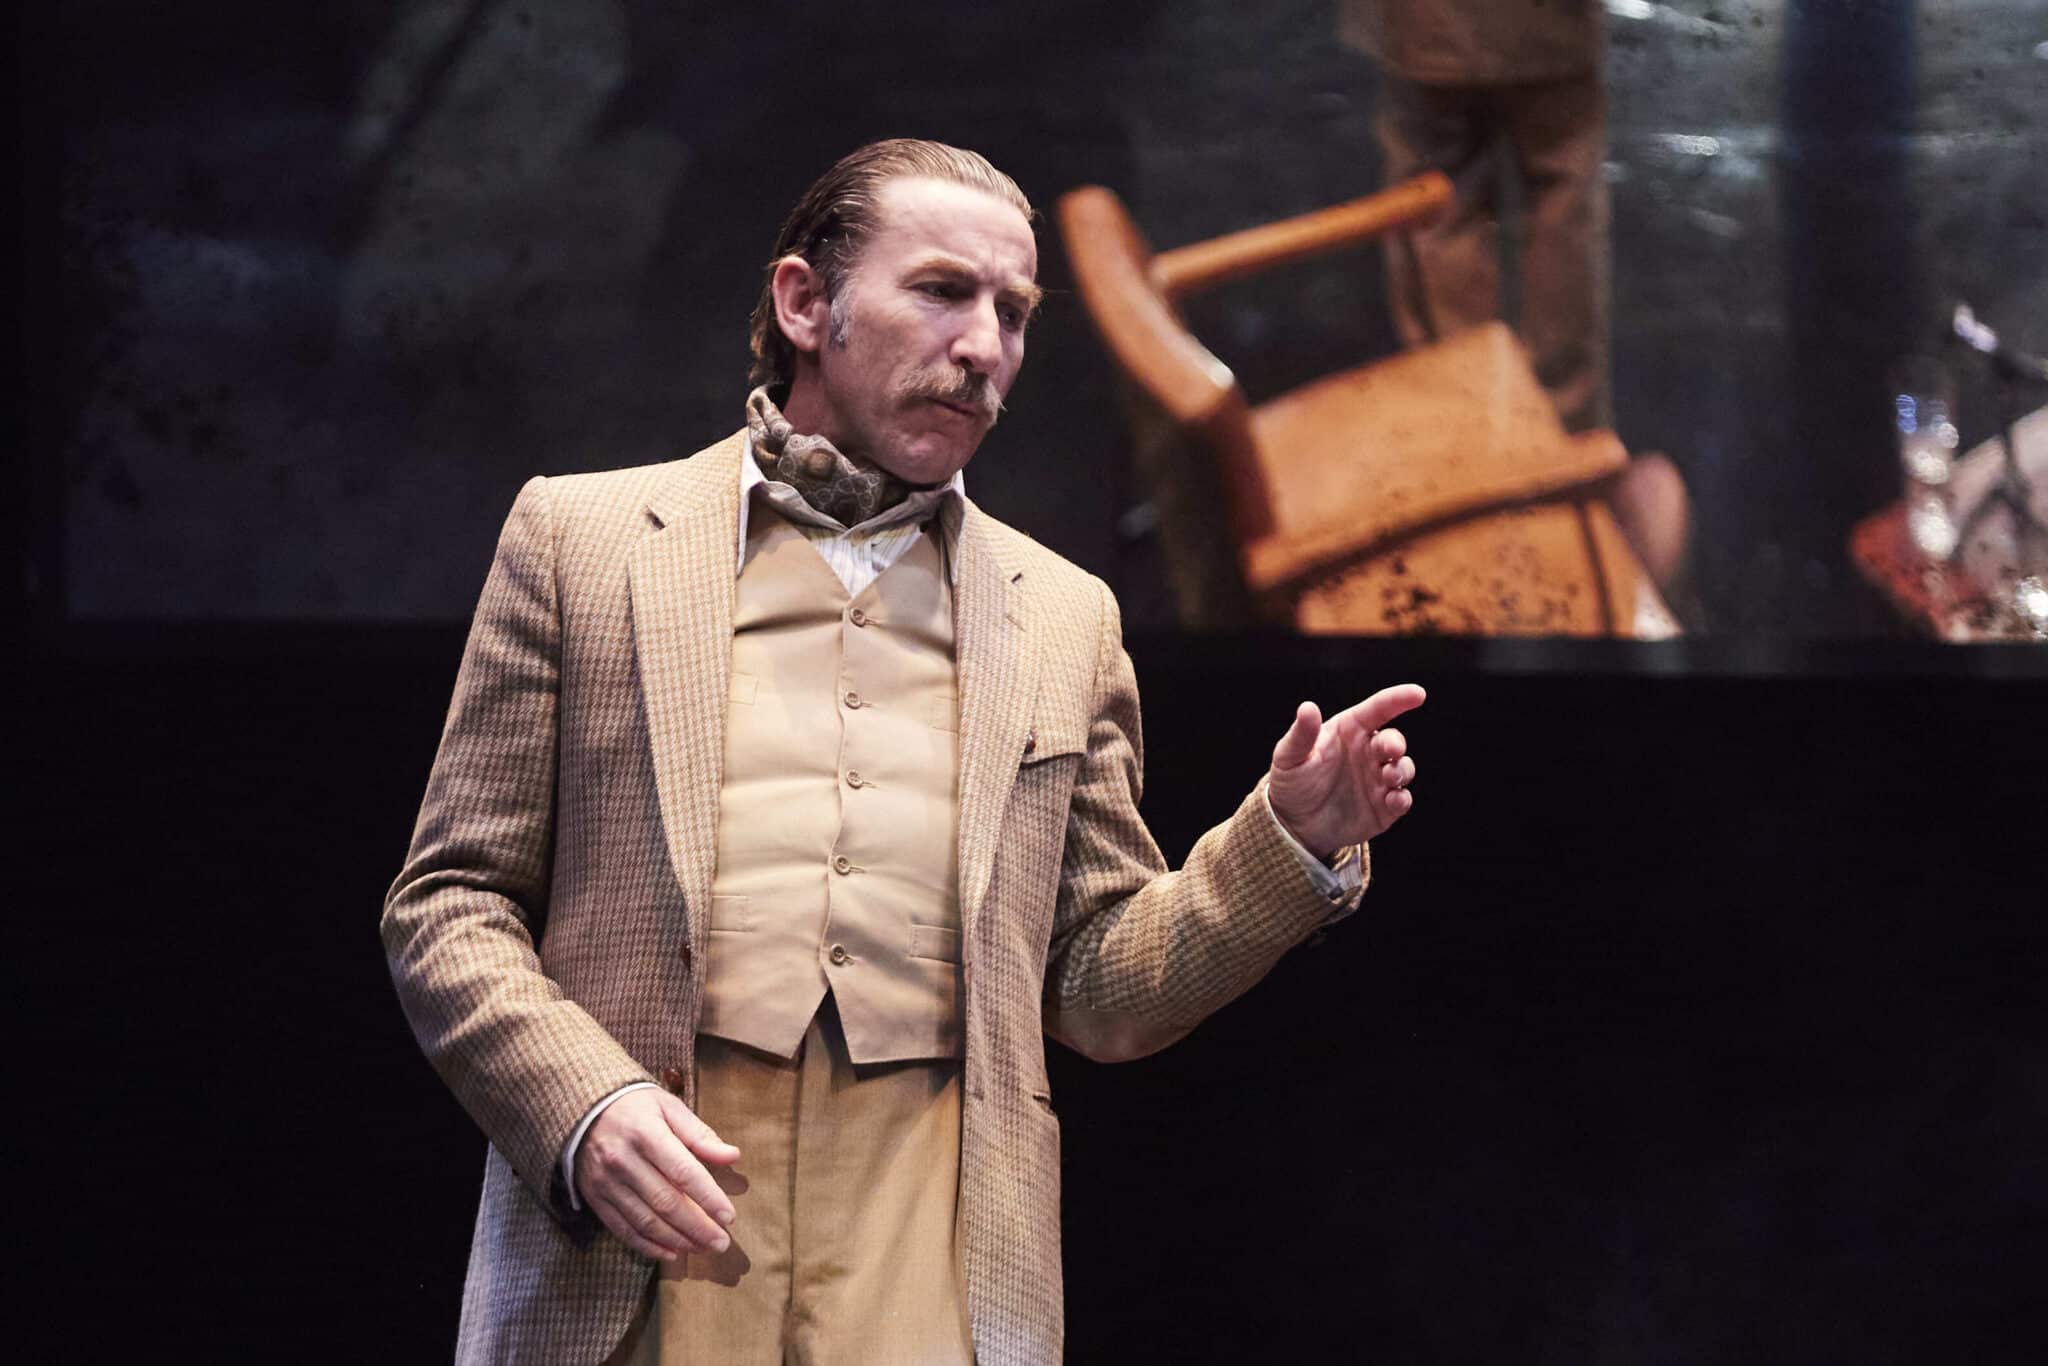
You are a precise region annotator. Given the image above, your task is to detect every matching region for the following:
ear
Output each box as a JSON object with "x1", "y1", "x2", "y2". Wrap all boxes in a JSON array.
[{"x1": 770, "y1": 256, "x2": 831, "y2": 357}]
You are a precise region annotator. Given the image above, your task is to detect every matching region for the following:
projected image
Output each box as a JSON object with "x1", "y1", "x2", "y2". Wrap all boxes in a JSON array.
[
  {"x1": 1054, "y1": 1, "x2": 2045, "y2": 642},
  {"x1": 41, "y1": 0, "x2": 2048, "y2": 650}
]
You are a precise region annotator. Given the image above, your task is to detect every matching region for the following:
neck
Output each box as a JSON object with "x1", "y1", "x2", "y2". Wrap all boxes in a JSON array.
[
  {"x1": 747, "y1": 383, "x2": 912, "y2": 525},
  {"x1": 776, "y1": 372, "x2": 851, "y2": 459}
]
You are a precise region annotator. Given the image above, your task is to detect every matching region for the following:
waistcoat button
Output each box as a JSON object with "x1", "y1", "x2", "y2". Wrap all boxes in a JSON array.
[
  {"x1": 832, "y1": 854, "x2": 852, "y2": 875},
  {"x1": 849, "y1": 608, "x2": 868, "y2": 627},
  {"x1": 846, "y1": 770, "x2": 863, "y2": 788},
  {"x1": 829, "y1": 944, "x2": 851, "y2": 966},
  {"x1": 843, "y1": 690, "x2": 862, "y2": 709}
]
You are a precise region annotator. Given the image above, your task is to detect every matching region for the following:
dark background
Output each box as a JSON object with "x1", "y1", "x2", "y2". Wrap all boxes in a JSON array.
[
  {"x1": 16, "y1": 1, "x2": 2048, "y2": 1361},
  {"x1": 17, "y1": 633, "x2": 2048, "y2": 1361}
]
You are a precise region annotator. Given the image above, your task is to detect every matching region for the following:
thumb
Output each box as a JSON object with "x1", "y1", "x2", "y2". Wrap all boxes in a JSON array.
[
  {"x1": 661, "y1": 1091, "x2": 742, "y2": 1165},
  {"x1": 1271, "y1": 701, "x2": 1323, "y2": 772}
]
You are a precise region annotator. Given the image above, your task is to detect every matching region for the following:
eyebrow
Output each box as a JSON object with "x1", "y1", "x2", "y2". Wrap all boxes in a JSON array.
[{"x1": 904, "y1": 253, "x2": 1045, "y2": 315}]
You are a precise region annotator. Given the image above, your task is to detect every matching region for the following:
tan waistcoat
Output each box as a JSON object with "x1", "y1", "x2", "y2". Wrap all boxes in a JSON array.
[{"x1": 698, "y1": 505, "x2": 964, "y2": 1063}]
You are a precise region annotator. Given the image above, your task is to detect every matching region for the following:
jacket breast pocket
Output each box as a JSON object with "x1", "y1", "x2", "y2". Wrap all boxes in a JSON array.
[
  {"x1": 1018, "y1": 711, "x2": 1087, "y2": 770},
  {"x1": 1013, "y1": 714, "x2": 1086, "y2": 824}
]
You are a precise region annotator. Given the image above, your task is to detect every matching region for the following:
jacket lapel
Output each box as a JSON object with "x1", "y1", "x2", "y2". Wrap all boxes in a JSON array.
[
  {"x1": 630, "y1": 433, "x2": 745, "y2": 962},
  {"x1": 953, "y1": 503, "x2": 1037, "y2": 944}
]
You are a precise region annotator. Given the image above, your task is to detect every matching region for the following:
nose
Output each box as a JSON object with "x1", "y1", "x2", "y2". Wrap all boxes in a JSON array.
[{"x1": 950, "y1": 296, "x2": 1004, "y2": 377}]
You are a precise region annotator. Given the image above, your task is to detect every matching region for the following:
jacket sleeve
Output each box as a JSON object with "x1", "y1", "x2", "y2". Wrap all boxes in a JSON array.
[
  {"x1": 381, "y1": 476, "x2": 655, "y2": 1227},
  {"x1": 1041, "y1": 582, "x2": 1368, "y2": 1063}
]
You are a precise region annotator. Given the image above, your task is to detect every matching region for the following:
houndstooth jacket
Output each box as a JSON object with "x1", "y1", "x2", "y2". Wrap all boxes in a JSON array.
[{"x1": 382, "y1": 432, "x2": 1367, "y2": 1364}]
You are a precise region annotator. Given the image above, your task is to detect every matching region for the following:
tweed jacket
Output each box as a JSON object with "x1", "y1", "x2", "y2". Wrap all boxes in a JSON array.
[{"x1": 383, "y1": 432, "x2": 1367, "y2": 1365}]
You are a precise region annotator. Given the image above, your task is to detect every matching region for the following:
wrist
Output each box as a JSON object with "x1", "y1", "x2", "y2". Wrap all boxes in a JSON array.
[{"x1": 1262, "y1": 780, "x2": 1338, "y2": 862}]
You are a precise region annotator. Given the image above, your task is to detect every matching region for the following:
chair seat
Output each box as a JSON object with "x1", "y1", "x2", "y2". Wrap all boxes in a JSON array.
[
  {"x1": 1291, "y1": 498, "x2": 1664, "y2": 637},
  {"x1": 1242, "y1": 323, "x2": 1628, "y2": 593}
]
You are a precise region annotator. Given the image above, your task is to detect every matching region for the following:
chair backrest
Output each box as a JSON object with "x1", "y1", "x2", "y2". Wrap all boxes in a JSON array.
[{"x1": 1057, "y1": 185, "x2": 1270, "y2": 624}]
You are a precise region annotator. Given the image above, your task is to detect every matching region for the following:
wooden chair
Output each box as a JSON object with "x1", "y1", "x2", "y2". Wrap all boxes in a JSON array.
[{"x1": 1057, "y1": 173, "x2": 1677, "y2": 636}]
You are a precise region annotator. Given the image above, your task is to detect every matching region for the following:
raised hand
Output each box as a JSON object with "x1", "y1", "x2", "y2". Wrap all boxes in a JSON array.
[
  {"x1": 1266, "y1": 684, "x2": 1425, "y2": 859},
  {"x1": 575, "y1": 1087, "x2": 742, "y2": 1261}
]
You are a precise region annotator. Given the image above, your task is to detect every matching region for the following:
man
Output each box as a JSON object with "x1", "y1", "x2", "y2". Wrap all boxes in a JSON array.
[
  {"x1": 1340, "y1": 0, "x2": 1610, "y2": 433},
  {"x1": 1340, "y1": 1, "x2": 1693, "y2": 602},
  {"x1": 385, "y1": 139, "x2": 1423, "y2": 1365}
]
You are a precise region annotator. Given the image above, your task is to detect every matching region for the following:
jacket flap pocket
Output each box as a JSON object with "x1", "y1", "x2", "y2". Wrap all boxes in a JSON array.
[{"x1": 1020, "y1": 712, "x2": 1087, "y2": 764}]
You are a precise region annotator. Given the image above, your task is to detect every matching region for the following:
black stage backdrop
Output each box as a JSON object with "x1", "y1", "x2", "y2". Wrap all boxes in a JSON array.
[{"x1": 16, "y1": 631, "x2": 2048, "y2": 1362}]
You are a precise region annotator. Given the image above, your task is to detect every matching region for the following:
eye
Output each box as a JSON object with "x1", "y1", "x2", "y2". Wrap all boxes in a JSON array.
[
  {"x1": 997, "y1": 303, "x2": 1026, "y2": 331},
  {"x1": 916, "y1": 280, "x2": 968, "y2": 301}
]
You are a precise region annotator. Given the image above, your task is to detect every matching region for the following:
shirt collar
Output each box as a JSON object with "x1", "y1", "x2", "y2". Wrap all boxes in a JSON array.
[{"x1": 737, "y1": 433, "x2": 966, "y2": 579}]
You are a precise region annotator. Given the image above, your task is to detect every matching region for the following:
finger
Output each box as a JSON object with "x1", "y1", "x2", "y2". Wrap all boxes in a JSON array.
[
  {"x1": 590, "y1": 1186, "x2": 687, "y2": 1262},
  {"x1": 1370, "y1": 727, "x2": 1407, "y2": 763},
  {"x1": 651, "y1": 1108, "x2": 739, "y2": 1228},
  {"x1": 1341, "y1": 710, "x2": 1380, "y2": 771},
  {"x1": 630, "y1": 1140, "x2": 735, "y2": 1244},
  {"x1": 1380, "y1": 786, "x2": 1414, "y2": 819},
  {"x1": 597, "y1": 1135, "x2": 731, "y2": 1251},
  {"x1": 1383, "y1": 756, "x2": 1415, "y2": 789},
  {"x1": 663, "y1": 1095, "x2": 743, "y2": 1166},
  {"x1": 1335, "y1": 684, "x2": 1426, "y2": 735},
  {"x1": 1271, "y1": 701, "x2": 1323, "y2": 771}
]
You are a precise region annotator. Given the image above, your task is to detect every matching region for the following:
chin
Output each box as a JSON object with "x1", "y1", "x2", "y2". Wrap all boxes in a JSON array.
[{"x1": 881, "y1": 434, "x2": 978, "y2": 487}]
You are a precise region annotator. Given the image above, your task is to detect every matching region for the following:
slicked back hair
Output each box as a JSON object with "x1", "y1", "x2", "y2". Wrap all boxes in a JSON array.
[{"x1": 747, "y1": 139, "x2": 1034, "y2": 390}]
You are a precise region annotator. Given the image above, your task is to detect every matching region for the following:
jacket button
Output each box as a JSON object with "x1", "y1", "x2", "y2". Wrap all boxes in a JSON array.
[
  {"x1": 661, "y1": 1066, "x2": 687, "y2": 1095},
  {"x1": 832, "y1": 854, "x2": 853, "y2": 875},
  {"x1": 829, "y1": 944, "x2": 851, "y2": 966}
]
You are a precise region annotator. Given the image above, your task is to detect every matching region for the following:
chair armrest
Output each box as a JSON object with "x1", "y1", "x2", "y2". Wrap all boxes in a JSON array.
[
  {"x1": 1150, "y1": 172, "x2": 1453, "y2": 302},
  {"x1": 1057, "y1": 185, "x2": 1239, "y2": 427}
]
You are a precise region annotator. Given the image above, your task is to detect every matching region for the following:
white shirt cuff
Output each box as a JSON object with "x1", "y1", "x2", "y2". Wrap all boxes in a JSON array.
[
  {"x1": 562, "y1": 1081, "x2": 662, "y2": 1211},
  {"x1": 1262, "y1": 785, "x2": 1365, "y2": 904}
]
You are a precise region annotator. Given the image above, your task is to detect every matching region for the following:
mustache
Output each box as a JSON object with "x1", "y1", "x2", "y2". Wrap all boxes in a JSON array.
[{"x1": 896, "y1": 369, "x2": 1003, "y2": 424}]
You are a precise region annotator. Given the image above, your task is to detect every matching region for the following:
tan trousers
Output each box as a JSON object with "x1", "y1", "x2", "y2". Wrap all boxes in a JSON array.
[
  {"x1": 1377, "y1": 70, "x2": 1612, "y2": 433},
  {"x1": 608, "y1": 999, "x2": 974, "y2": 1365}
]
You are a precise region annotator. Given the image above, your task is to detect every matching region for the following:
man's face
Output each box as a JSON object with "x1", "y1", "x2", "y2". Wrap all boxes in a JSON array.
[{"x1": 800, "y1": 176, "x2": 1040, "y2": 486}]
